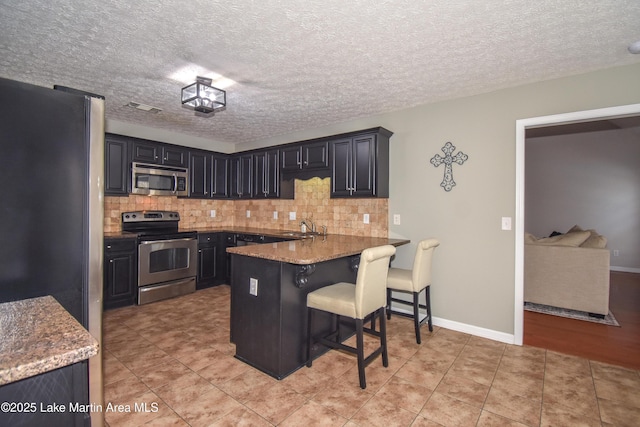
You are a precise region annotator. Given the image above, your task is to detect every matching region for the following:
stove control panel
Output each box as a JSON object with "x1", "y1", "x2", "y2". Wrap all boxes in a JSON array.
[{"x1": 122, "y1": 211, "x2": 180, "y2": 223}]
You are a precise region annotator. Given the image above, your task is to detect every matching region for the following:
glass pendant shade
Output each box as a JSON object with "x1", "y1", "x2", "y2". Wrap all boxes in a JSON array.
[{"x1": 181, "y1": 77, "x2": 226, "y2": 114}]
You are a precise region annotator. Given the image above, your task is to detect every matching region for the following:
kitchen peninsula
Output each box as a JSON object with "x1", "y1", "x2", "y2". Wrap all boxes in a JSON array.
[{"x1": 227, "y1": 234, "x2": 409, "y2": 379}]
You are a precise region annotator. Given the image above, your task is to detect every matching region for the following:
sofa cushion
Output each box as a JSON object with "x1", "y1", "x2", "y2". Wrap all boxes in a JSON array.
[
  {"x1": 581, "y1": 229, "x2": 608, "y2": 248},
  {"x1": 528, "y1": 230, "x2": 591, "y2": 247}
]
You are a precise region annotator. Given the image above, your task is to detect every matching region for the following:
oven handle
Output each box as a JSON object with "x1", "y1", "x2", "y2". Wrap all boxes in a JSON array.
[
  {"x1": 139, "y1": 237, "x2": 196, "y2": 245},
  {"x1": 172, "y1": 173, "x2": 177, "y2": 194}
]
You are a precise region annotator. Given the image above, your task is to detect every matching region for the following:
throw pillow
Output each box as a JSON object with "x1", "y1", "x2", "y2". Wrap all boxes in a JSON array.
[
  {"x1": 581, "y1": 229, "x2": 608, "y2": 248},
  {"x1": 568, "y1": 225, "x2": 583, "y2": 233}
]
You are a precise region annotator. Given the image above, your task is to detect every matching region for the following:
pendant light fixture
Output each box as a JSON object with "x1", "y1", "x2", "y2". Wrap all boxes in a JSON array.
[{"x1": 181, "y1": 76, "x2": 226, "y2": 115}]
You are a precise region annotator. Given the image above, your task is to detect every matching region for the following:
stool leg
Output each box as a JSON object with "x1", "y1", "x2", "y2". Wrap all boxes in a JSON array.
[
  {"x1": 380, "y1": 307, "x2": 389, "y2": 367},
  {"x1": 413, "y1": 291, "x2": 421, "y2": 344},
  {"x1": 386, "y1": 288, "x2": 392, "y2": 320},
  {"x1": 306, "y1": 308, "x2": 313, "y2": 367},
  {"x1": 355, "y1": 318, "x2": 366, "y2": 389},
  {"x1": 426, "y1": 285, "x2": 433, "y2": 332}
]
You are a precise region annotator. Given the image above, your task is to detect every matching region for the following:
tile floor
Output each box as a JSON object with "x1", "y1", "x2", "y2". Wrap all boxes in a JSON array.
[{"x1": 102, "y1": 286, "x2": 640, "y2": 426}]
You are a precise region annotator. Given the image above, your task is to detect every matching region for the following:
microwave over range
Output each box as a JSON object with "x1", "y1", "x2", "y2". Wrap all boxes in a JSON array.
[{"x1": 131, "y1": 162, "x2": 189, "y2": 197}]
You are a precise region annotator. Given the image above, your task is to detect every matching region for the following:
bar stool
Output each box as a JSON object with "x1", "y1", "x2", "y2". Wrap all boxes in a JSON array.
[
  {"x1": 386, "y1": 239, "x2": 440, "y2": 344},
  {"x1": 306, "y1": 245, "x2": 396, "y2": 389}
]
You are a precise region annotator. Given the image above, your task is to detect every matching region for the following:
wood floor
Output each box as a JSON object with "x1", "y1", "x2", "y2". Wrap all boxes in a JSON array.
[{"x1": 524, "y1": 271, "x2": 640, "y2": 370}]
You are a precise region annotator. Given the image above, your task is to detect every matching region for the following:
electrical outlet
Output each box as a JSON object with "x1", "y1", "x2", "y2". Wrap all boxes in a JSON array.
[
  {"x1": 246, "y1": 210, "x2": 251, "y2": 218},
  {"x1": 273, "y1": 211, "x2": 278, "y2": 219},
  {"x1": 363, "y1": 213, "x2": 370, "y2": 224},
  {"x1": 249, "y1": 278, "x2": 258, "y2": 296},
  {"x1": 501, "y1": 217, "x2": 512, "y2": 231},
  {"x1": 289, "y1": 211, "x2": 296, "y2": 220},
  {"x1": 393, "y1": 214, "x2": 401, "y2": 225},
  {"x1": 210, "y1": 209, "x2": 216, "y2": 218},
  {"x1": 613, "y1": 249, "x2": 620, "y2": 256}
]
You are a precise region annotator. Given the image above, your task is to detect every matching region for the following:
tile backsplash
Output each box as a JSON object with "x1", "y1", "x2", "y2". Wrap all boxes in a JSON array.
[{"x1": 104, "y1": 177, "x2": 388, "y2": 237}]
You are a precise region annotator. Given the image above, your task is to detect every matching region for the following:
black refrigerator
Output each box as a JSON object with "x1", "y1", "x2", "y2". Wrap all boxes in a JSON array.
[{"x1": 0, "y1": 77, "x2": 103, "y2": 426}]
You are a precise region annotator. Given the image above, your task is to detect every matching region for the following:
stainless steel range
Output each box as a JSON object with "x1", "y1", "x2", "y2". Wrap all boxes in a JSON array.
[{"x1": 122, "y1": 211, "x2": 197, "y2": 305}]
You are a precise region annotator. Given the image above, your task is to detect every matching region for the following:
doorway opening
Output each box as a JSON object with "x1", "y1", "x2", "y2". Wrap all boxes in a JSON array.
[{"x1": 513, "y1": 103, "x2": 640, "y2": 345}]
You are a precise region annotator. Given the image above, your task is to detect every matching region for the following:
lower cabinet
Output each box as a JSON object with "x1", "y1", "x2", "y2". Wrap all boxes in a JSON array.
[
  {"x1": 0, "y1": 362, "x2": 90, "y2": 427},
  {"x1": 104, "y1": 238, "x2": 137, "y2": 310},
  {"x1": 197, "y1": 232, "x2": 226, "y2": 289}
]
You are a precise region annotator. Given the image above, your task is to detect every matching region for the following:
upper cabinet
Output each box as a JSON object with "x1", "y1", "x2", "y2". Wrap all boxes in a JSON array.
[
  {"x1": 131, "y1": 138, "x2": 188, "y2": 168},
  {"x1": 105, "y1": 134, "x2": 130, "y2": 196},
  {"x1": 253, "y1": 149, "x2": 280, "y2": 198},
  {"x1": 104, "y1": 127, "x2": 391, "y2": 200},
  {"x1": 189, "y1": 150, "x2": 230, "y2": 199},
  {"x1": 330, "y1": 128, "x2": 392, "y2": 198},
  {"x1": 281, "y1": 141, "x2": 329, "y2": 171},
  {"x1": 230, "y1": 154, "x2": 253, "y2": 199}
]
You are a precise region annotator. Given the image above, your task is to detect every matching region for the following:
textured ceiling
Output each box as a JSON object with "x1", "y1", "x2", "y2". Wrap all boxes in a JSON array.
[{"x1": 1, "y1": 0, "x2": 639, "y2": 146}]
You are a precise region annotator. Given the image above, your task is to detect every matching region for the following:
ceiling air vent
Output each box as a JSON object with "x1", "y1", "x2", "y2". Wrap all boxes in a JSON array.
[{"x1": 125, "y1": 101, "x2": 162, "y2": 114}]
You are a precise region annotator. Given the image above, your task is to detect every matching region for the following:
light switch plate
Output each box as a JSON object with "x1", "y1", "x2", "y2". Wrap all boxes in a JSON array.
[
  {"x1": 246, "y1": 210, "x2": 251, "y2": 218},
  {"x1": 210, "y1": 209, "x2": 216, "y2": 218},
  {"x1": 363, "y1": 213, "x2": 370, "y2": 224},
  {"x1": 273, "y1": 211, "x2": 278, "y2": 219},
  {"x1": 501, "y1": 217, "x2": 512, "y2": 231}
]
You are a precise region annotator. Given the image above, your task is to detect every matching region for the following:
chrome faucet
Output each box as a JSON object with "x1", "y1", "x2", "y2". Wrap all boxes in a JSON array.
[{"x1": 300, "y1": 219, "x2": 316, "y2": 233}]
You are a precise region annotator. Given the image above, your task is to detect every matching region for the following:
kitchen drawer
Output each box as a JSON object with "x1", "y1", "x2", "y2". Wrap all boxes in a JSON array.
[
  {"x1": 198, "y1": 232, "x2": 220, "y2": 244},
  {"x1": 105, "y1": 238, "x2": 136, "y2": 253}
]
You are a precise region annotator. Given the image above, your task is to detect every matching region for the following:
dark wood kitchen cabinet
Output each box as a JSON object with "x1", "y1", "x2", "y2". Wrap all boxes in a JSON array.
[
  {"x1": 103, "y1": 237, "x2": 137, "y2": 309},
  {"x1": 230, "y1": 154, "x2": 253, "y2": 199},
  {"x1": 330, "y1": 128, "x2": 392, "y2": 198},
  {"x1": 105, "y1": 133, "x2": 130, "y2": 196},
  {"x1": 189, "y1": 150, "x2": 230, "y2": 198},
  {"x1": 197, "y1": 232, "x2": 225, "y2": 289},
  {"x1": 253, "y1": 149, "x2": 280, "y2": 198},
  {"x1": 281, "y1": 140, "x2": 329, "y2": 171},
  {"x1": 132, "y1": 138, "x2": 188, "y2": 167}
]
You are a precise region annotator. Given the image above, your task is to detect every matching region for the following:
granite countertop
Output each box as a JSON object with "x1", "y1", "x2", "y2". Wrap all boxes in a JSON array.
[
  {"x1": 0, "y1": 296, "x2": 98, "y2": 386},
  {"x1": 226, "y1": 234, "x2": 410, "y2": 264}
]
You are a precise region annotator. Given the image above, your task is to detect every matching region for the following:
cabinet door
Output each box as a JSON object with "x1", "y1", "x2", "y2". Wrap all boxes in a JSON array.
[
  {"x1": 189, "y1": 151, "x2": 209, "y2": 198},
  {"x1": 104, "y1": 246, "x2": 136, "y2": 309},
  {"x1": 351, "y1": 134, "x2": 376, "y2": 196},
  {"x1": 254, "y1": 150, "x2": 280, "y2": 197},
  {"x1": 132, "y1": 140, "x2": 161, "y2": 164},
  {"x1": 198, "y1": 245, "x2": 218, "y2": 289},
  {"x1": 303, "y1": 141, "x2": 329, "y2": 169},
  {"x1": 231, "y1": 155, "x2": 253, "y2": 198},
  {"x1": 281, "y1": 146, "x2": 302, "y2": 171},
  {"x1": 253, "y1": 152, "x2": 268, "y2": 197},
  {"x1": 330, "y1": 138, "x2": 353, "y2": 197},
  {"x1": 105, "y1": 136, "x2": 129, "y2": 196},
  {"x1": 265, "y1": 150, "x2": 280, "y2": 197},
  {"x1": 211, "y1": 154, "x2": 230, "y2": 198},
  {"x1": 162, "y1": 146, "x2": 188, "y2": 167}
]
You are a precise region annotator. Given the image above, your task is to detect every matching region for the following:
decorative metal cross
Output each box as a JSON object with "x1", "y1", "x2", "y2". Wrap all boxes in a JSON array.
[{"x1": 430, "y1": 142, "x2": 468, "y2": 191}]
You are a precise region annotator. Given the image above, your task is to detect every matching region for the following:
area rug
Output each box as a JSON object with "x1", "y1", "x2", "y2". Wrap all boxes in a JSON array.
[{"x1": 524, "y1": 302, "x2": 620, "y2": 327}]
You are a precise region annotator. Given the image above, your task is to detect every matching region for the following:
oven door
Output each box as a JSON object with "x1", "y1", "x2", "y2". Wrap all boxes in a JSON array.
[{"x1": 138, "y1": 237, "x2": 197, "y2": 287}]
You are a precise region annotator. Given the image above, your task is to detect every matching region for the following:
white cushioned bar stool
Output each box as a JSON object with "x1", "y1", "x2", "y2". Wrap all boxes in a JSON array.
[
  {"x1": 386, "y1": 239, "x2": 440, "y2": 344},
  {"x1": 306, "y1": 245, "x2": 396, "y2": 389}
]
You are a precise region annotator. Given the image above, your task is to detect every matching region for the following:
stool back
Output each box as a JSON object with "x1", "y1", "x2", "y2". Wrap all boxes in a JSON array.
[
  {"x1": 355, "y1": 245, "x2": 396, "y2": 318},
  {"x1": 411, "y1": 239, "x2": 440, "y2": 291}
]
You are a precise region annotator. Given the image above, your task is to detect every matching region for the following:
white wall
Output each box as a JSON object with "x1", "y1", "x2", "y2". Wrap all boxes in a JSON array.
[
  {"x1": 526, "y1": 128, "x2": 640, "y2": 271},
  {"x1": 237, "y1": 62, "x2": 640, "y2": 338}
]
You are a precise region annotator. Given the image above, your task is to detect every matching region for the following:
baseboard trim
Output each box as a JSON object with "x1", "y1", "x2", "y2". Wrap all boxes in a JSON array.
[
  {"x1": 389, "y1": 305, "x2": 516, "y2": 345},
  {"x1": 611, "y1": 266, "x2": 640, "y2": 274}
]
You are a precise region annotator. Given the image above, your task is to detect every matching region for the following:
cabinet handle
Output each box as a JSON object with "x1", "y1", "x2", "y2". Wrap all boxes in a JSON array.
[
  {"x1": 109, "y1": 260, "x2": 113, "y2": 263},
  {"x1": 297, "y1": 151, "x2": 301, "y2": 166},
  {"x1": 106, "y1": 245, "x2": 112, "y2": 249}
]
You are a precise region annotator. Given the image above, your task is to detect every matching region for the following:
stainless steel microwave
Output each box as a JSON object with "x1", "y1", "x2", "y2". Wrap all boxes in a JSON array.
[{"x1": 131, "y1": 162, "x2": 189, "y2": 196}]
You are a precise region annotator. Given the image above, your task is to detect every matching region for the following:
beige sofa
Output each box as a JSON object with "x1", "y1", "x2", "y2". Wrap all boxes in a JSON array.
[{"x1": 524, "y1": 227, "x2": 610, "y2": 316}]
